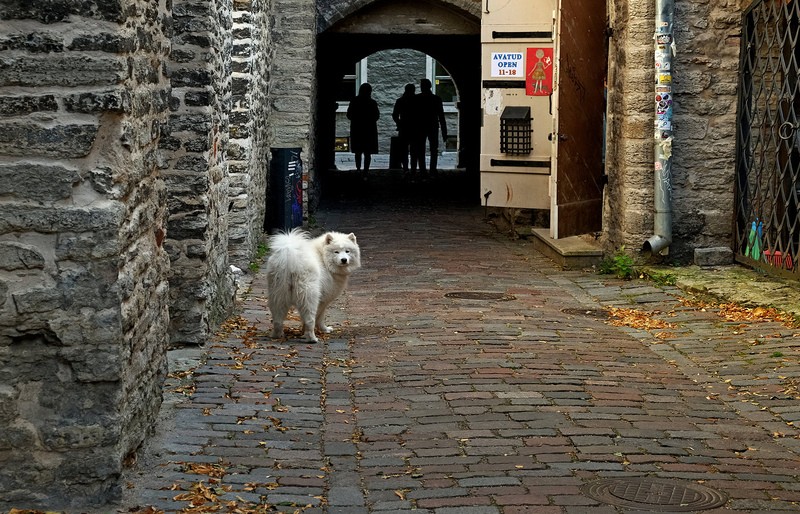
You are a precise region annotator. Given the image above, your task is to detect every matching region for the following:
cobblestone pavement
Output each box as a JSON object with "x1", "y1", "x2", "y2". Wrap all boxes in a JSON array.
[{"x1": 118, "y1": 180, "x2": 800, "y2": 513}]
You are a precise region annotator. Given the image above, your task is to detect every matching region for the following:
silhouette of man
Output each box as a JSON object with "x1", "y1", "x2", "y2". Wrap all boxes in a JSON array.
[
  {"x1": 346, "y1": 82, "x2": 380, "y2": 172},
  {"x1": 412, "y1": 78, "x2": 447, "y2": 174},
  {"x1": 392, "y1": 83, "x2": 416, "y2": 172}
]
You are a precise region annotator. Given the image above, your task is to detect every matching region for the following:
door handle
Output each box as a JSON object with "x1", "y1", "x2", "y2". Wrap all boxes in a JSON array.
[{"x1": 548, "y1": 133, "x2": 568, "y2": 142}]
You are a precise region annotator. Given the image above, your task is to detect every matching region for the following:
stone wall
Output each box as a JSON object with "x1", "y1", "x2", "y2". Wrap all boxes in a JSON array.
[
  {"x1": 603, "y1": 0, "x2": 742, "y2": 262},
  {"x1": 228, "y1": 0, "x2": 271, "y2": 267},
  {"x1": 269, "y1": 0, "x2": 317, "y2": 214},
  {"x1": 163, "y1": 0, "x2": 235, "y2": 345},
  {"x1": 0, "y1": 0, "x2": 172, "y2": 508}
]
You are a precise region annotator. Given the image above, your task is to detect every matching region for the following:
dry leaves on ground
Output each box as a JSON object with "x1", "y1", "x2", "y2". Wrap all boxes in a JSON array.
[
  {"x1": 606, "y1": 307, "x2": 677, "y2": 332},
  {"x1": 180, "y1": 462, "x2": 228, "y2": 479},
  {"x1": 680, "y1": 298, "x2": 800, "y2": 328}
]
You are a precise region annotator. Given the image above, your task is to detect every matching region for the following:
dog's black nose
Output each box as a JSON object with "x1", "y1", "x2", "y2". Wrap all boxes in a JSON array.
[{"x1": 340, "y1": 258, "x2": 348, "y2": 264}]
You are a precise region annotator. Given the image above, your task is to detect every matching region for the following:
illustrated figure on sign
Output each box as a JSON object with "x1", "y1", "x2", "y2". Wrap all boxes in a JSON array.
[{"x1": 528, "y1": 49, "x2": 552, "y2": 94}]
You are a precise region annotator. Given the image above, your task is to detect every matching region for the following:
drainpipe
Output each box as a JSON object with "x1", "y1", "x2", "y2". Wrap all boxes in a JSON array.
[{"x1": 643, "y1": 0, "x2": 674, "y2": 255}]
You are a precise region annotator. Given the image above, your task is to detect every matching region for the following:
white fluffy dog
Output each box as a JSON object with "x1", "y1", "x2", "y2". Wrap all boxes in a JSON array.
[{"x1": 265, "y1": 228, "x2": 361, "y2": 342}]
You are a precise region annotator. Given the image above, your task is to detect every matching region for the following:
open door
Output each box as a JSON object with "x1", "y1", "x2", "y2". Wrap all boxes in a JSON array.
[{"x1": 551, "y1": 0, "x2": 607, "y2": 238}]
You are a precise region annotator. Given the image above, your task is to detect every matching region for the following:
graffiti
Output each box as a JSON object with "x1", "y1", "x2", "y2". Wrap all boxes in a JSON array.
[
  {"x1": 657, "y1": 164, "x2": 672, "y2": 198},
  {"x1": 561, "y1": 54, "x2": 586, "y2": 102}
]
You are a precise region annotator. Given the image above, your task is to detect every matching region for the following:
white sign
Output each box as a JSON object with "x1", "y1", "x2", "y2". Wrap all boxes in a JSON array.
[{"x1": 491, "y1": 52, "x2": 524, "y2": 78}]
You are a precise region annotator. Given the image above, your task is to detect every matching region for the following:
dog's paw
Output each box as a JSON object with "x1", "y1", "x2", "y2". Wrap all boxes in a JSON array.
[
  {"x1": 270, "y1": 329, "x2": 284, "y2": 339},
  {"x1": 320, "y1": 325, "x2": 333, "y2": 334}
]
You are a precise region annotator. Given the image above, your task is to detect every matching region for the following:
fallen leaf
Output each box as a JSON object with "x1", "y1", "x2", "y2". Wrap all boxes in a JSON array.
[{"x1": 606, "y1": 307, "x2": 676, "y2": 331}]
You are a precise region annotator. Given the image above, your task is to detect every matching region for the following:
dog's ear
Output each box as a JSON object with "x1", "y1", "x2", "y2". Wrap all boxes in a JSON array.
[
  {"x1": 347, "y1": 233, "x2": 357, "y2": 243},
  {"x1": 324, "y1": 233, "x2": 334, "y2": 245}
]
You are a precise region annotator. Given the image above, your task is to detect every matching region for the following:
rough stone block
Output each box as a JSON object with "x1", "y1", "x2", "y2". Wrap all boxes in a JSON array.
[
  {"x1": 62, "y1": 347, "x2": 123, "y2": 382},
  {"x1": 0, "y1": 95, "x2": 58, "y2": 116},
  {"x1": 12, "y1": 287, "x2": 62, "y2": 313},
  {"x1": 0, "y1": 204, "x2": 124, "y2": 235},
  {"x1": 173, "y1": 32, "x2": 211, "y2": 47},
  {"x1": 694, "y1": 247, "x2": 734, "y2": 266},
  {"x1": 167, "y1": 213, "x2": 209, "y2": 240},
  {"x1": 57, "y1": 262, "x2": 119, "y2": 310},
  {"x1": 171, "y1": 68, "x2": 212, "y2": 88},
  {"x1": 175, "y1": 155, "x2": 210, "y2": 172},
  {"x1": 170, "y1": 48, "x2": 197, "y2": 63},
  {"x1": 64, "y1": 89, "x2": 131, "y2": 113},
  {"x1": 184, "y1": 138, "x2": 210, "y2": 152},
  {"x1": 168, "y1": 113, "x2": 212, "y2": 134},
  {"x1": 0, "y1": 123, "x2": 97, "y2": 158},
  {"x1": 41, "y1": 423, "x2": 113, "y2": 449},
  {"x1": 0, "y1": 55, "x2": 127, "y2": 87},
  {"x1": 55, "y1": 230, "x2": 120, "y2": 262},
  {"x1": 0, "y1": 424, "x2": 36, "y2": 450},
  {"x1": 0, "y1": 164, "x2": 80, "y2": 201},
  {"x1": 0, "y1": 242, "x2": 46, "y2": 271},
  {"x1": 231, "y1": 59, "x2": 251, "y2": 73},
  {"x1": 0, "y1": 32, "x2": 64, "y2": 53},
  {"x1": 0, "y1": 0, "x2": 125, "y2": 23},
  {"x1": 0, "y1": 385, "x2": 16, "y2": 421},
  {"x1": 68, "y1": 33, "x2": 135, "y2": 52},
  {"x1": 173, "y1": 2, "x2": 212, "y2": 18},
  {"x1": 184, "y1": 90, "x2": 211, "y2": 106}
]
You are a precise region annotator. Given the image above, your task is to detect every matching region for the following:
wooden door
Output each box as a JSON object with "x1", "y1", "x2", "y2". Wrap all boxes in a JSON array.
[{"x1": 552, "y1": 0, "x2": 607, "y2": 238}]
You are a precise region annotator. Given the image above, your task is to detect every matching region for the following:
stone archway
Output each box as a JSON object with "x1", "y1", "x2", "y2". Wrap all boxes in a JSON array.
[{"x1": 313, "y1": 0, "x2": 482, "y2": 203}]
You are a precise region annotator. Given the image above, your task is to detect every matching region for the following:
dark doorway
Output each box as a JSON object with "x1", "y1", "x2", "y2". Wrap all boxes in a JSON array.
[{"x1": 316, "y1": 30, "x2": 480, "y2": 207}]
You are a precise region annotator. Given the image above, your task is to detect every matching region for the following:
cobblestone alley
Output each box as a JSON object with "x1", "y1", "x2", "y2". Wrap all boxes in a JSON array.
[{"x1": 117, "y1": 177, "x2": 800, "y2": 513}]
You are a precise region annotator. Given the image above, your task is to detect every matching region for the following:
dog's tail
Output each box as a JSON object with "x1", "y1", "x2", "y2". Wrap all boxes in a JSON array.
[
  {"x1": 266, "y1": 228, "x2": 317, "y2": 303},
  {"x1": 268, "y1": 227, "x2": 310, "y2": 253}
]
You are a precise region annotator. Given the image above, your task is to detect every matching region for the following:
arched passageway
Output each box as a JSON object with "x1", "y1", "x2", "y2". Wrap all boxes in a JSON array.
[{"x1": 315, "y1": 0, "x2": 481, "y2": 205}]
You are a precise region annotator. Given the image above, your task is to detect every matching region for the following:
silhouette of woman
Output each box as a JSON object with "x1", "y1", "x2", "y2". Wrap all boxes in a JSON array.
[{"x1": 347, "y1": 83, "x2": 380, "y2": 172}]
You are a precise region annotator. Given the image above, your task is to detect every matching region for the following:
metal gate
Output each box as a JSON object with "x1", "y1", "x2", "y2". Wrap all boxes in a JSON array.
[{"x1": 736, "y1": 0, "x2": 800, "y2": 279}]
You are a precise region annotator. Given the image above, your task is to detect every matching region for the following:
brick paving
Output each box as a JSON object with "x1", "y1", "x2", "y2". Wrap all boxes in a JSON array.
[{"x1": 118, "y1": 183, "x2": 800, "y2": 513}]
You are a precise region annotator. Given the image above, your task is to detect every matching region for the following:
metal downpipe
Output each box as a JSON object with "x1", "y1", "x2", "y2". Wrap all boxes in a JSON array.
[{"x1": 643, "y1": 0, "x2": 674, "y2": 255}]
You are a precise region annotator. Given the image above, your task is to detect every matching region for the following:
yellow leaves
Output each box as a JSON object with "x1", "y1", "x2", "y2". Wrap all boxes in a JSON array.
[
  {"x1": 181, "y1": 462, "x2": 228, "y2": 479},
  {"x1": 169, "y1": 478, "x2": 305, "y2": 514},
  {"x1": 216, "y1": 315, "x2": 251, "y2": 337},
  {"x1": 681, "y1": 298, "x2": 800, "y2": 328},
  {"x1": 172, "y1": 480, "x2": 227, "y2": 506},
  {"x1": 173, "y1": 383, "x2": 197, "y2": 396},
  {"x1": 606, "y1": 307, "x2": 676, "y2": 331},
  {"x1": 267, "y1": 416, "x2": 288, "y2": 432}
]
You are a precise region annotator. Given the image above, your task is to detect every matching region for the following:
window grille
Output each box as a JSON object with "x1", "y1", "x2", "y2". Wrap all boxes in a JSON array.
[
  {"x1": 735, "y1": 0, "x2": 800, "y2": 279},
  {"x1": 500, "y1": 106, "x2": 532, "y2": 155}
]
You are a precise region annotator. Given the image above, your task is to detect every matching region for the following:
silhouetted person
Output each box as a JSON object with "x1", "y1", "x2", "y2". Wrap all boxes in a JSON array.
[
  {"x1": 347, "y1": 83, "x2": 380, "y2": 172},
  {"x1": 392, "y1": 83, "x2": 416, "y2": 172},
  {"x1": 412, "y1": 78, "x2": 448, "y2": 174}
]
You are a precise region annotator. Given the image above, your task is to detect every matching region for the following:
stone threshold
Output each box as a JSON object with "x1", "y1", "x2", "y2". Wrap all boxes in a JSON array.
[{"x1": 531, "y1": 227, "x2": 603, "y2": 270}]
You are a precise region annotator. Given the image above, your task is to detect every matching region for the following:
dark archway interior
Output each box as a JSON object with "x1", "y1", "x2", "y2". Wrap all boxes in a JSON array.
[{"x1": 316, "y1": 32, "x2": 481, "y2": 207}]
